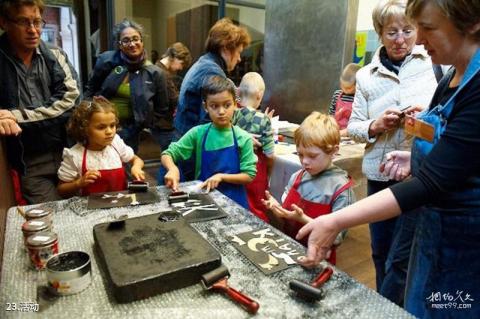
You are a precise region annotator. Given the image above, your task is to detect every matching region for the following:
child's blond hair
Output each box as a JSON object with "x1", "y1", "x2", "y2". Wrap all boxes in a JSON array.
[
  {"x1": 340, "y1": 63, "x2": 361, "y2": 86},
  {"x1": 238, "y1": 72, "x2": 265, "y2": 108},
  {"x1": 294, "y1": 112, "x2": 340, "y2": 154},
  {"x1": 67, "y1": 99, "x2": 118, "y2": 143}
]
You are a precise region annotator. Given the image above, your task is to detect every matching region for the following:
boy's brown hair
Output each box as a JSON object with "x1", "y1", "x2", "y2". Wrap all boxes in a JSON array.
[
  {"x1": 0, "y1": 0, "x2": 45, "y2": 20},
  {"x1": 205, "y1": 18, "x2": 251, "y2": 54},
  {"x1": 294, "y1": 112, "x2": 340, "y2": 154},
  {"x1": 67, "y1": 98, "x2": 118, "y2": 143},
  {"x1": 201, "y1": 75, "x2": 237, "y2": 103}
]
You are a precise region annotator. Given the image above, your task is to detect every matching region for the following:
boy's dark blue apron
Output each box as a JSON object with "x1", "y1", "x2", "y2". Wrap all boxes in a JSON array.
[
  {"x1": 199, "y1": 124, "x2": 249, "y2": 209},
  {"x1": 405, "y1": 49, "x2": 480, "y2": 319}
]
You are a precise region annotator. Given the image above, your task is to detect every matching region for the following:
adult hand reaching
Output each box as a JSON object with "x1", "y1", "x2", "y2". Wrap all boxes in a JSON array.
[
  {"x1": 380, "y1": 150, "x2": 411, "y2": 181},
  {"x1": 296, "y1": 214, "x2": 341, "y2": 268}
]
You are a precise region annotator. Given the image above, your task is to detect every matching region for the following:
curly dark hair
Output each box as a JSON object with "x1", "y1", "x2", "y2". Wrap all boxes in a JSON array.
[
  {"x1": 163, "y1": 42, "x2": 192, "y2": 68},
  {"x1": 112, "y1": 18, "x2": 144, "y2": 48},
  {"x1": 67, "y1": 99, "x2": 119, "y2": 144}
]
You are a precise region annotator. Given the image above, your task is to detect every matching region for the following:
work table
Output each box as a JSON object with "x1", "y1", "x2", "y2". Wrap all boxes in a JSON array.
[{"x1": 0, "y1": 181, "x2": 412, "y2": 318}]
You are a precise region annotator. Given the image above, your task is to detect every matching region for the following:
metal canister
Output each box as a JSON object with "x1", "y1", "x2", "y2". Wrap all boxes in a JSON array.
[
  {"x1": 26, "y1": 232, "x2": 59, "y2": 270},
  {"x1": 25, "y1": 208, "x2": 53, "y2": 225},
  {"x1": 46, "y1": 251, "x2": 92, "y2": 295},
  {"x1": 21, "y1": 219, "x2": 51, "y2": 245}
]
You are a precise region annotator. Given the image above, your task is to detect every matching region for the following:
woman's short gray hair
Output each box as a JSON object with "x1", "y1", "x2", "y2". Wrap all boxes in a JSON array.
[
  {"x1": 112, "y1": 18, "x2": 144, "y2": 45},
  {"x1": 372, "y1": 0, "x2": 410, "y2": 35},
  {"x1": 407, "y1": 0, "x2": 480, "y2": 40}
]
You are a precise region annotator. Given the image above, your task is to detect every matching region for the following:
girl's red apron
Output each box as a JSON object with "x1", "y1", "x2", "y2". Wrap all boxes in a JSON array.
[
  {"x1": 246, "y1": 149, "x2": 269, "y2": 222},
  {"x1": 334, "y1": 92, "x2": 353, "y2": 130},
  {"x1": 80, "y1": 147, "x2": 127, "y2": 196},
  {"x1": 282, "y1": 170, "x2": 352, "y2": 264}
]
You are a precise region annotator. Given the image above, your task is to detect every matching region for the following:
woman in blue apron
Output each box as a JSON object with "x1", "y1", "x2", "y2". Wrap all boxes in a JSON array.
[{"x1": 295, "y1": 1, "x2": 480, "y2": 318}]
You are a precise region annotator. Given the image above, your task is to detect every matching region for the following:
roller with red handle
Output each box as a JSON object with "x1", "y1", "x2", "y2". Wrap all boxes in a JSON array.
[{"x1": 201, "y1": 265, "x2": 260, "y2": 314}]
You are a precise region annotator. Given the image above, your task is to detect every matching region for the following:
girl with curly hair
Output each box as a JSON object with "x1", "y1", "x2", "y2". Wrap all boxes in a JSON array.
[{"x1": 57, "y1": 98, "x2": 144, "y2": 197}]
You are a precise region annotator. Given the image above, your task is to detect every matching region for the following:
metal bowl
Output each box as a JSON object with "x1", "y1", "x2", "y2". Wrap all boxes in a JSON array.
[{"x1": 46, "y1": 251, "x2": 91, "y2": 295}]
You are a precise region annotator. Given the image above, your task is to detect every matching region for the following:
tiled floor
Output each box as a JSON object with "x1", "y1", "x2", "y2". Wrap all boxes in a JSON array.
[{"x1": 137, "y1": 133, "x2": 376, "y2": 291}]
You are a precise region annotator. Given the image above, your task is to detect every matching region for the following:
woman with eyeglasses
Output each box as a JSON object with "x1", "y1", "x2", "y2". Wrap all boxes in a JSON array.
[
  {"x1": 85, "y1": 19, "x2": 169, "y2": 153},
  {"x1": 345, "y1": 0, "x2": 439, "y2": 306}
]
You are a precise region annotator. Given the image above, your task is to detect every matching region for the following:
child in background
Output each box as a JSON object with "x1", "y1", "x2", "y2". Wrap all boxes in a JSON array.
[
  {"x1": 262, "y1": 112, "x2": 355, "y2": 264},
  {"x1": 161, "y1": 76, "x2": 257, "y2": 208},
  {"x1": 328, "y1": 63, "x2": 361, "y2": 137},
  {"x1": 57, "y1": 98, "x2": 145, "y2": 197},
  {"x1": 233, "y1": 72, "x2": 275, "y2": 222}
]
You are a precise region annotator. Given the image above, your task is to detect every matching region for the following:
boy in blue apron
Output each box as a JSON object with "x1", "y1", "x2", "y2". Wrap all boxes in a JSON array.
[
  {"x1": 262, "y1": 112, "x2": 355, "y2": 264},
  {"x1": 161, "y1": 76, "x2": 257, "y2": 208}
]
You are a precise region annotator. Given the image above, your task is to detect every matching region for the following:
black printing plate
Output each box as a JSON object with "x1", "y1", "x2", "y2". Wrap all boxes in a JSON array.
[{"x1": 93, "y1": 212, "x2": 221, "y2": 302}]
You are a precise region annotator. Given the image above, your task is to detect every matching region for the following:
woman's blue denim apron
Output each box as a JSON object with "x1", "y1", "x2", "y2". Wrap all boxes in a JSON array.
[
  {"x1": 405, "y1": 49, "x2": 480, "y2": 319},
  {"x1": 199, "y1": 124, "x2": 249, "y2": 209}
]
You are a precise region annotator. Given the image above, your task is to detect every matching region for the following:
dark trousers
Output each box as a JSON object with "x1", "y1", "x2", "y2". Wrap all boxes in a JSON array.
[
  {"x1": 157, "y1": 129, "x2": 195, "y2": 185},
  {"x1": 20, "y1": 151, "x2": 63, "y2": 204},
  {"x1": 368, "y1": 179, "x2": 416, "y2": 306},
  {"x1": 118, "y1": 123, "x2": 143, "y2": 153},
  {"x1": 151, "y1": 128, "x2": 175, "y2": 153}
]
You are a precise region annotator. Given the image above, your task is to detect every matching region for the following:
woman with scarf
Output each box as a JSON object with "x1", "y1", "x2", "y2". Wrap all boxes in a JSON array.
[
  {"x1": 346, "y1": 0, "x2": 438, "y2": 306},
  {"x1": 85, "y1": 19, "x2": 169, "y2": 152}
]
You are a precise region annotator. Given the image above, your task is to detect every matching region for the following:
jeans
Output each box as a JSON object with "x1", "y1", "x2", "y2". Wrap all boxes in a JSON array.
[
  {"x1": 380, "y1": 210, "x2": 418, "y2": 306},
  {"x1": 368, "y1": 179, "x2": 415, "y2": 306},
  {"x1": 21, "y1": 151, "x2": 63, "y2": 204}
]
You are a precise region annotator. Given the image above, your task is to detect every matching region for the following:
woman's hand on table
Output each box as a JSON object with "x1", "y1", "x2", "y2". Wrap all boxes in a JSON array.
[
  {"x1": 296, "y1": 214, "x2": 341, "y2": 268},
  {"x1": 380, "y1": 150, "x2": 412, "y2": 181},
  {"x1": 200, "y1": 173, "x2": 223, "y2": 192}
]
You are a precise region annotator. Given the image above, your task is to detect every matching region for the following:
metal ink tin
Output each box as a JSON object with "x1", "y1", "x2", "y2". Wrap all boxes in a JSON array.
[
  {"x1": 25, "y1": 208, "x2": 53, "y2": 225},
  {"x1": 46, "y1": 251, "x2": 92, "y2": 295},
  {"x1": 21, "y1": 219, "x2": 51, "y2": 244},
  {"x1": 26, "y1": 232, "x2": 59, "y2": 270}
]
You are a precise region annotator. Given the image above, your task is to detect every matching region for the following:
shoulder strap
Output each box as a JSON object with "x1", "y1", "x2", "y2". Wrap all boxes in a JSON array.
[
  {"x1": 432, "y1": 64, "x2": 444, "y2": 83},
  {"x1": 330, "y1": 176, "x2": 353, "y2": 205},
  {"x1": 291, "y1": 170, "x2": 305, "y2": 190}
]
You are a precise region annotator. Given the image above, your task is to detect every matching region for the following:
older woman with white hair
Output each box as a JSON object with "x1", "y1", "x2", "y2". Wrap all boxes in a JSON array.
[
  {"x1": 346, "y1": 0, "x2": 438, "y2": 306},
  {"x1": 299, "y1": 0, "x2": 480, "y2": 317}
]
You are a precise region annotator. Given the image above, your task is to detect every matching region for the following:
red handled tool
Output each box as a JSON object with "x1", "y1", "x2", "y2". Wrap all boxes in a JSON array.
[
  {"x1": 289, "y1": 266, "x2": 334, "y2": 301},
  {"x1": 201, "y1": 265, "x2": 260, "y2": 314}
]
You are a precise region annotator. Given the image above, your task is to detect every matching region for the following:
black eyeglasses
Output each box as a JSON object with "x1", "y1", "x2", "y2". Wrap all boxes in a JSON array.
[
  {"x1": 119, "y1": 37, "x2": 142, "y2": 46},
  {"x1": 9, "y1": 17, "x2": 46, "y2": 29}
]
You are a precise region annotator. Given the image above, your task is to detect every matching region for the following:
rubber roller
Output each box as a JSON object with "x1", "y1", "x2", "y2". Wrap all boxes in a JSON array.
[
  {"x1": 201, "y1": 265, "x2": 260, "y2": 314},
  {"x1": 289, "y1": 266, "x2": 334, "y2": 301}
]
